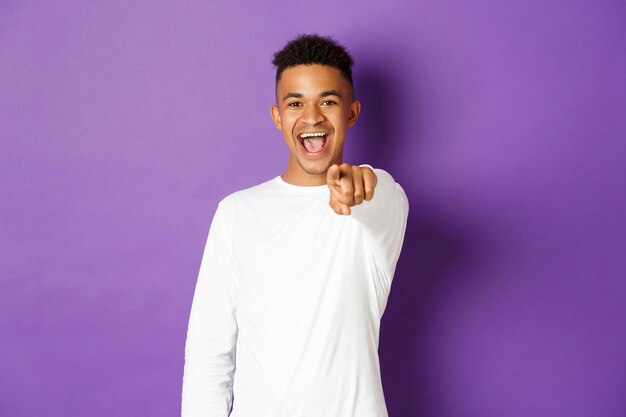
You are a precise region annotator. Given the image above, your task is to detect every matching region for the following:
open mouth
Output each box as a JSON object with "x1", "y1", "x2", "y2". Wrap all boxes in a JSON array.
[{"x1": 297, "y1": 132, "x2": 329, "y2": 154}]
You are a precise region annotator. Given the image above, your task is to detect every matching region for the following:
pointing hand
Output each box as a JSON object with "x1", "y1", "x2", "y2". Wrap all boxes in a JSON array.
[{"x1": 326, "y1": 163, "x2": 377, "y2": 215}]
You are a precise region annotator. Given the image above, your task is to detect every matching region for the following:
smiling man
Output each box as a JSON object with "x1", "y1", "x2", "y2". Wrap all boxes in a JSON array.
[{"x1": 181, "y1": 34, "x2": 409, "y2": 417}]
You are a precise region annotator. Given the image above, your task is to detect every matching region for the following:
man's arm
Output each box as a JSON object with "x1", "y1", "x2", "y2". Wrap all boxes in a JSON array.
[
  {"x1": 181, "y1": 202, "x2": 239, "y2": 417},
  {"x1": 327, "y1": 163, "x2": 409, "y2": 277}
]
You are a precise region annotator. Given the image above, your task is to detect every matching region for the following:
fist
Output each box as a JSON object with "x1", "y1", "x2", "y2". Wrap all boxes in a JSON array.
[{"x1": 326, "y1": 163, "x2": 377, "y2": 215}]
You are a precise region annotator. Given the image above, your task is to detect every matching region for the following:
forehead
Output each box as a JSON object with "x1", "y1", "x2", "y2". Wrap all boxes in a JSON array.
[{"x1": 276, "y1": 64, "x2": 350, "y2": 95}]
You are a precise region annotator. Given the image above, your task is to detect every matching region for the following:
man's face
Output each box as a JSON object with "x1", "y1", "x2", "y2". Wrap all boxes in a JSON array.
[{"x1": 271, "y1": 64, "x2": 360, "y2": 178}]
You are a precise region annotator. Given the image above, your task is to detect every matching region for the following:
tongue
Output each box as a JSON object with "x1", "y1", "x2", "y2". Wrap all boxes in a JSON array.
[{"x1": 303, "y1": 137, "x2": 325, "y2": 152}]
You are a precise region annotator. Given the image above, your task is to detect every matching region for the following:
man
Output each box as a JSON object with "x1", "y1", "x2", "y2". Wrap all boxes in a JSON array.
[{"x1": 181, "y1": 34, "x2": 409, "y2": 417}]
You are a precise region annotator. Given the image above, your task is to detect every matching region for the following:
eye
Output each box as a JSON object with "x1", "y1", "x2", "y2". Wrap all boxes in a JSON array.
[
  {"x1": 287, "y1": 101, "x2": 301, "y2": 107},
  {"x1": 321, "y1": 100, "x2": 336, "y2": 106}
]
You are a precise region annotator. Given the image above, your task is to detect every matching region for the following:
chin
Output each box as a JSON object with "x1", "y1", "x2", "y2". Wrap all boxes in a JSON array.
[{"x1": 297, "y1": 158, "x2": 332, "y2": 176}]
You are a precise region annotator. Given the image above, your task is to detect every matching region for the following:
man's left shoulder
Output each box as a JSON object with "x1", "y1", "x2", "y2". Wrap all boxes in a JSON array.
[{"x1": 368, "y1": 166, "x2": 408, "y2": 203}]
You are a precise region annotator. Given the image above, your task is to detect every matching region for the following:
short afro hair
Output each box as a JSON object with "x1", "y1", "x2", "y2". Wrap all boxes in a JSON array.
[{"x1": 272, "y1": 34, "x2": 354, "y2": 91}]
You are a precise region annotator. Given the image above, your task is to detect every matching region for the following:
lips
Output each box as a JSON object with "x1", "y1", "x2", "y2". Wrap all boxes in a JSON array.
[{"x1": 297, "y1": 131, "x2": 330, "y2": 156}]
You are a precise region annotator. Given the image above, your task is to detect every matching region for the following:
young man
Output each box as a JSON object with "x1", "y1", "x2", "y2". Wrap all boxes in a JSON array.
[{"x1": 181, "y1": 34, "x2": 409, "y2": 417}]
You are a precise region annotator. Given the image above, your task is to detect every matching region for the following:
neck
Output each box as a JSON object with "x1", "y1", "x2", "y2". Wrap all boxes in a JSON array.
[{"x1": 281, "y1": 157, "x2": 336, "y2": 186}]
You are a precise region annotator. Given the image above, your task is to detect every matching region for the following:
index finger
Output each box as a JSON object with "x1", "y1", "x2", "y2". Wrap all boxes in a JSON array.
[{"x1": 326, "y1": 164, "x2": 340, "y2": 186}]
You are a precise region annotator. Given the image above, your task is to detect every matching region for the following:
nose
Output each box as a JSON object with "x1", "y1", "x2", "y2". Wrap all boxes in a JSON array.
[{"x1": 301, "y1": 104, "x2": 325, "y2": 126}]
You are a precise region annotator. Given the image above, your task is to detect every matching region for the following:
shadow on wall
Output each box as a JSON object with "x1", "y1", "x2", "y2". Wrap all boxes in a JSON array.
[{"x1": 353, "y1": 60, "x2": 473, "y2": 416}]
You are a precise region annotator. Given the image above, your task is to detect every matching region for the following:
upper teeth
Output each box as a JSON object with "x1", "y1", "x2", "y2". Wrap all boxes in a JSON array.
[{"x1": 300, "y1": 132, "x2": 326, "y2": 138}]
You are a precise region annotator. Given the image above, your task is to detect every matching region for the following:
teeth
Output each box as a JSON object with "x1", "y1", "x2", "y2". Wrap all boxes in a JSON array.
[{"x1": 300, "y1": 132, "x2": 326, "y2": 138}]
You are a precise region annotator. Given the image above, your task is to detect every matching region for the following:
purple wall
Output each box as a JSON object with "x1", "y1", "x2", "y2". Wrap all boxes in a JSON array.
[{"x1": 1, "y1": 1, "x2": 625, "y2": 416}]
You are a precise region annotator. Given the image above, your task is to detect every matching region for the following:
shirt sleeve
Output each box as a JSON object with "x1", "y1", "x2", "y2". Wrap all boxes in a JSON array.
[
  {"x1": 349, "y1": 165, "x2": 409, "y2": 280},
  {"x1": 181, "y1": 201, "x2": 239, "y2": 417}
]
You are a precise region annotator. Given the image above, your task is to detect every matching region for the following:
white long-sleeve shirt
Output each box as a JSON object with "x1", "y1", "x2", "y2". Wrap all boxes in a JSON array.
[{"x1": 181, "y1": 167, "x2": 409, "y2": 417}]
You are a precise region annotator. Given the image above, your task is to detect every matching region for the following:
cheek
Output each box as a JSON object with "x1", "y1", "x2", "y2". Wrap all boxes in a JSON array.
[
  {"x1": 330, "y1": 115, "x2": 348, "y2": 133},
  {"x1": 280, "y1": 114, "x2": 297, "y2": 133},
  {"x1": 330, "y1": 108, "x2": 350, "y2": 125}
]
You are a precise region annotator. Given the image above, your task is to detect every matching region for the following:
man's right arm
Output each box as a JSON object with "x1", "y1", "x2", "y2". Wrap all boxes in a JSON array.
[{"x1": 181, "y1": 202, "x2": 239, "y2": 417}]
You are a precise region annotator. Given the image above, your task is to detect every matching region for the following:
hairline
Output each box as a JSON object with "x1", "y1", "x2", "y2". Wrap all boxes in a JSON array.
[{"x1": 274, "y1": 64, "x2": 355, "y2": 101}]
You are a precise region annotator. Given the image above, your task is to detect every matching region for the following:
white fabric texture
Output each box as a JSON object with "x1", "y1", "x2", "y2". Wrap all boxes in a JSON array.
[{"x1": 181, "y1": 167, "x2": 409, "y2": 417}]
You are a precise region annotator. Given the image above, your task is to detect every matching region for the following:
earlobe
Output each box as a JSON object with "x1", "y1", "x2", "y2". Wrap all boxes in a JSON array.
[{"x1": 270, "y1": 105, "x2": 282, "y2": 130}]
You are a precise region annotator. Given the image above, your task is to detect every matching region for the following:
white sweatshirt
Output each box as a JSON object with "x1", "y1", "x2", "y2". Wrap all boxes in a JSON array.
[{"x1": 181, "y1": 167, "x2": 409, "y2": 417}]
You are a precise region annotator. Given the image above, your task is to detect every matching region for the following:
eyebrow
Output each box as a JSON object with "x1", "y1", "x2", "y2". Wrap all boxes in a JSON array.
[
  {"x1": 282, "y1": 92, "x2": 303, "y2": 101},
  {"x1": 282, "y1": 90, "x2": 342, "y2": 101},
  {"x1": 320, "y1": 90, "x2": 342, "y2": 98}
]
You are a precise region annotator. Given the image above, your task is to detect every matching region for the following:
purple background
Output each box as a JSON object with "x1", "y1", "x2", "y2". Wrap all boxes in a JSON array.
[{"x1": 1, "y1": 1, "x2": 625, "y2": 416}]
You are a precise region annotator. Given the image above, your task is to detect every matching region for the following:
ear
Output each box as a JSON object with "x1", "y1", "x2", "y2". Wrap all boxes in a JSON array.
[
  {"x1": 347, "y1": 100, "x2": 361, "y2": 126},
  {"x1": 270, "y1": 105, "x2": 282, "y2": 130}
]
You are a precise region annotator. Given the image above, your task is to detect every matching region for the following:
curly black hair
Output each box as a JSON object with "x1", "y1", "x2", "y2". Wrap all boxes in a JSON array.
[{"x1": 272, "y1": 34, "x2": 354, "y2": 92}]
